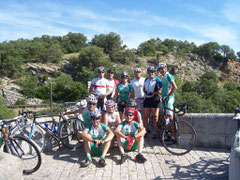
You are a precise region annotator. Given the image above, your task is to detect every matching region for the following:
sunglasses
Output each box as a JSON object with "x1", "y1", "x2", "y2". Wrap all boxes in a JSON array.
[
  {"x1": 92, "y1": 118, "x2": 101, "y2": 121},
  {"x1": 98, "y1": 72, "x2": 105, "y2": 74},
  {"x1": 148, "y1": 71, "x2": 155, "y2": 73},
  {"x1": 88, "y1": 103, "x2": 96, "y2": 105},
  {"x1": 126, "y1": 114, "x2": 134, "y2": 117}
]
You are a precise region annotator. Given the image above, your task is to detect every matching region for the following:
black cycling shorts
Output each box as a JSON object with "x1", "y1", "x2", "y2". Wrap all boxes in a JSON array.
[{"x1": 143, "y1": 96, "x2": 160, "y2": 108}]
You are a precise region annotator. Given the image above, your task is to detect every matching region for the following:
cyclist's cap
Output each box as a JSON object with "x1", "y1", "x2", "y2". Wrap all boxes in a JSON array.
[
  {"x1": 134, "y1": 68, "x2": 142, "y2": 73},
  {"x1": 107, "y1": 69, "x2": 115, "y2": 73},
  {"x1": 125, "y1": 109, "x2": 134, "y2": 115}
]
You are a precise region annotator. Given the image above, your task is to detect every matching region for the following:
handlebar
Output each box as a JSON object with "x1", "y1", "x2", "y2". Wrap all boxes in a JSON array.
[
  {"x1": 235, "y1": 105, "x2": 240, "y2": 116},
  {"x1": 162, "y1": 99, "x2": 188, "y2": 116}
]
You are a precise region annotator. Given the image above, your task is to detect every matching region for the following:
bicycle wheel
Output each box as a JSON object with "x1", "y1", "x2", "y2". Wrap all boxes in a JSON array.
[
  {"x1": 59, "y1": 119, "x2": 83, "y2": 149},
  {"x1": 7, "y1": 135, "x2": 42, "y2": 174},
  {"x1": 162, "y1": 120, "x2": 197, "y2": 155},
  {"x1": 12, "y1": 124, "x2": 45, "y2": 152}
]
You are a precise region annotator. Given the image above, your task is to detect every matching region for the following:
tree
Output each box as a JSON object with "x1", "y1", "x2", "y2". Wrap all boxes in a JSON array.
[
  {"x1": 62, "y1": 32, "x2": 87, "y2": 53},
  {"x1": 90, "y1": 32, "x2": 122, "y2": 54},
  {"x1": 137, "y1": 38, "x2": 157, "y2": 56},
  {"x1": 46, "y1": 43, "x2": 63, "y2": 63},
  {"x1": 197, "y1": 42, "x2": 221, "y2": 59}
]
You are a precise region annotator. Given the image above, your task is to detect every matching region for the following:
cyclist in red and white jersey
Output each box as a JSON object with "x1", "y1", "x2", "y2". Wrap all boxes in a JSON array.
[{"x1": 89, "y1": 67, "x2": 111, "y2": 110}]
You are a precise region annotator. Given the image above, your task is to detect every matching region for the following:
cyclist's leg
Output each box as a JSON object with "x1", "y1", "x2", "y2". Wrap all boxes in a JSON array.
[
  {"x1": 151, "y1": 107, "x2": 159, "y2": 134},
  {"x1": 166, "y1": 98, "x2": 175, "y2": 137},
  {"x1": 143, "y1": 108, "x2": 150, "y2": 132},
  {"x1": 101, "y1": 140, "x2": 111, "y2": 157},
  {"x1": 84, "y1": 141, "x2": 91, "y2": 157},
  {"x1": 136, "y1": 136, "x2": 144, "y2": 154},
  {"x1": 117, "y1": 136, "x2": 125, "y2": 155}
]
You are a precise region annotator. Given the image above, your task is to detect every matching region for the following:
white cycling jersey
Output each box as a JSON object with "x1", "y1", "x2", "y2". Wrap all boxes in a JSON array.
[
  {"x1": 131, "y1": 77, "x2": 145, "y2": 99},
  {"x1": 91, "y1": 77, "x2": 109, "y2": 96}
]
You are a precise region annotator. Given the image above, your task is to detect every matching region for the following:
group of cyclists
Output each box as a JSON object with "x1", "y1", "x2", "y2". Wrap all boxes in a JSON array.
[{"x1": 65, "y1": 62, "x2": 177, "y2": 167}]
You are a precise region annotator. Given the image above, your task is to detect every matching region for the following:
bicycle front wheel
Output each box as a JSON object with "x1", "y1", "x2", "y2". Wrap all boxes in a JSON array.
[
  {"x1": 12, "y1": 124, "x2": 45, "y2": 153},
  {"x1": 59, "y1": 119, "x2": 83, "y2": 149},
  {"x1": 9, "y1": 135, "x2": 42, "y2": 174},
  {"x1": 162, "y1": 120, "x2": 197, "y2": 155}
]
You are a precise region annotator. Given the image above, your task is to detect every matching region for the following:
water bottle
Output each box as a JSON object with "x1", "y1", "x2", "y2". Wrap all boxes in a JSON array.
[
  {"x1": 45, "y1": 123, "x2": 52, "y2": 131},
  {"x1": 54, "y1": 123, "x2": 59, "y2": 133}
]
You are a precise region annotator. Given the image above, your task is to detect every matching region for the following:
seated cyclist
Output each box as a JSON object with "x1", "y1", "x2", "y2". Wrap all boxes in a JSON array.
[
  {"x1": 64, "y1": 94, "x2": 100, "y2": 137},
  {"x1": 81, "y1": 111, "x2": 114, "y2": 167},
  {"x1": 102, "y1": 99, "x2": 121, "y2": 147},
  {"x1": 115, "y1": 109, "x2": 147, "y2": 164},
  {"x1": 124, "y1": 98, "x2": 143, "y2": 126}
]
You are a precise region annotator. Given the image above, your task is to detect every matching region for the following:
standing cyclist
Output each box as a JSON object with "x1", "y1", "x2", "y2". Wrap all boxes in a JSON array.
[
  {"x1": 106, "y1": 69, "x2": 119, "y2": 100},
  {"x1": 157, "y1": 62, "x2": 177, "y2": 142},
  {"x1": 130, "y1": 68, "x2": 145, "y2": 116},
  {"x1": 89, "y1": 67, "x2": 111, "y2": 110},
  {"x1": 143, "y1": 66, "x2": 162, "y2": 138}
]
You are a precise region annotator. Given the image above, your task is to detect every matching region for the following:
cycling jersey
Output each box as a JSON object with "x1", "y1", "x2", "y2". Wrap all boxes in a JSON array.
[
  {"x1": 91, "y1": 77, "x2": 109, "y2": 96},
  {"x1": 107, "y1": 79, "x2": 119, "y2": 98},
  {"x1": 130, "y1": 77, "x2": 145, "y2": 99},
  {"x1": 144, "y1": 77, "x2": 162, "y2": 99},
  {"x1": 117, "y1": 120, "x2": 140, "y2": 137},
  {"x1": 161, "y1": 72, "x2": 175, "y2": 99},
  {"x1": 82, "y1": 107, "x2": 100, "y2": 127},
  {"x1": 106, "y1": 111, "x2": 118, "y2": 129},
  {"x1": 85, "y1": 122, "x2": 109, "y2": 140},
  {"x1": 117, "y1": 83, "x2": 133, "y2": 102}
]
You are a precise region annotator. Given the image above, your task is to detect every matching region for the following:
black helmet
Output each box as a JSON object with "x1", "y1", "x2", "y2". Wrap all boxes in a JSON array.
[
  {"x1": 107, "y1": 69, "x2": 115, "y2": 73},
  {"x1": 147, "y1": 66, "x2": 156, "y2": 73},
  {"x1": 121, "y1": 72, "x2": 129, "y2": 78}
]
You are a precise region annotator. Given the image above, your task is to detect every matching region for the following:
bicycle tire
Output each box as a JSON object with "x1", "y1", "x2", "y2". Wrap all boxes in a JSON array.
[
  {"x1": 162, "y1": 120, "x2": 197, "y2": 155},
  {"x1": 12, "y1": 124, "x2": 45, "y2": 153},
  {"x1": 6, "y1": 135, "x2": 42, "y2": 174},
  {"x1": 59, "y1": 118, "x2": 83, "y2": 149}
]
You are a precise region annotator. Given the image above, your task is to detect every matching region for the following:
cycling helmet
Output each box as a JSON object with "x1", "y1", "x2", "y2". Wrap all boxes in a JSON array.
[
  {"x1": 147, "y1": 66, "x2": 156, "y2": 72},
  {"x1": 90, "y1": 111, "x2": 101, "y2": 120},
  {"x1": 157, "y1": 62, "x2": 167, "y2": 70},
  {"x1": 86, "y1": 94, "x2": 98, "y2": 104},
  {"x1": 79, "y1": 99, "x2": 87, "y2": 107},
  {"x1": 98, "y1": 67, "x2": 105, "y2": 73},
  {"x1": 107, "y1": 69, "x2": 115, "y2": 73},
  {"x1": 134, "y1": 67, "x2": 142, "y2": 73},
  {"x1": 121, "y1": 72, "x2": 129, "y2": 78},
  {"x1": 105, "y1": 99, "x2": 116, "y2": 107},
  {"x1": 125, "y1": 109, "x2": 135, "y2": 116},
  {"x1": 126, "y1": 99, "x2": 137, "y2": 107}
]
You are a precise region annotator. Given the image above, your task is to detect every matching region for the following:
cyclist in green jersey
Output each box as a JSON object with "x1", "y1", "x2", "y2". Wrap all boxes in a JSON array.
[
  {"x1": 81, "y1": 111, "x2": 114, "y2": 167},
  {"x1": 115, "y1": 109, "x2": 147, "y2": 164},
  {"x1": 157, "y1": 62, "x2": 177, "y2": 143}
]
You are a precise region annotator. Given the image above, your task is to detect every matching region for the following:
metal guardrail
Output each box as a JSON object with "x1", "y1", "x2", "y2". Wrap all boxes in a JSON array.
[{"x1": 7, "y1": 102, "x2": 78, "y2": 109}]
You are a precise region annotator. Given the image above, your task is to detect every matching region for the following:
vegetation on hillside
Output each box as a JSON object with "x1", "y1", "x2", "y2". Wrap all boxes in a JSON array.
[{"x1": 0, "y1": 31, "x2": 240, "y2": 115}]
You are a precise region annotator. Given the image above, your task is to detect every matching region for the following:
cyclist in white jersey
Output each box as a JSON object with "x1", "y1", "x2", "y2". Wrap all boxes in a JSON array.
[
  {"x1": 130, "y1": 68, "x2": 145, "y2": 115},
  {"x1": 89, "y1": 67, "x2": 111, "y2": 110}
]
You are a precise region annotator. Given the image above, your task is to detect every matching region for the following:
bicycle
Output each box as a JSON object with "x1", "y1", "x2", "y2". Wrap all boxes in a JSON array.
[
  {"x1": 25, "y1": 103, "x2": 84, "y2": 151},
  {"x1": 11, "y1": 111, "x2": 45, "y2": 152},
  {"x1": 158, "y1": 100, "x2": 197, "y2": 155},
  {"x1": 0, "y1": 119, "x2": 42, "y2": 174}
]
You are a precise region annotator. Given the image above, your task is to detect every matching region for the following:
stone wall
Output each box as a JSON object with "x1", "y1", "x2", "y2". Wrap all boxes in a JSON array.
[{"x1": 179, "y1": 113, "x2": 236, "y2": 149}]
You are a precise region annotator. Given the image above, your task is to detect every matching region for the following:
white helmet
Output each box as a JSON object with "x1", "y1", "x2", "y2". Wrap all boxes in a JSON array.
[
  {"x1": 134, "y1": 68, "x2": 142, "y2": 73},
  {"x1": 90, "y1": 110, "x2": 101, "y2": 119},
  {"x1": 86, "y1": 94, "x2": 98, "y2": 104},
  {"x1": 157, "y1": 62, "x2": 167, "y2": 70}
]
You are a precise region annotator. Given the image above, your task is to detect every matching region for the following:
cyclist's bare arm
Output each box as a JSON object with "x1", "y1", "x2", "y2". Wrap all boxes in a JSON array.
[
  {"x1": 168, "y1": 81, "x2": 177, "y2": 98},
  {"x1": 134, "y1": 126, "x2": 146, "y2": 139},
  {"x1": 64, "y1": 108, "x2": 84, "y2": 115}
]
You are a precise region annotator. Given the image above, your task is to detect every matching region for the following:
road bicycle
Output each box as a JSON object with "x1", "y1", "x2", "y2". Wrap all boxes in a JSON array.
[
  {"x1": 18, "y1": 103, "x2": 84, "y2": 151},
  {"x1": 158, "y1": 100, "x2": 197, "y2": 155},
  {"x1": 0, "y1": 119, "x2": 42, "y2": 174}
]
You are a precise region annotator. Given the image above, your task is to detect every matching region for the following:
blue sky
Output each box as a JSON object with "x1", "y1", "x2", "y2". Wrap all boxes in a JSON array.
[{"x1": 0, "y1": 0, "x2": 239, "y2": 52}]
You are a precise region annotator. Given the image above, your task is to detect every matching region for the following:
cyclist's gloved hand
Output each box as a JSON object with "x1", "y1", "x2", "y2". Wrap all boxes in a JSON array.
[{"x1": 163, "y1": 96, "x2": 169, "y2": 101}]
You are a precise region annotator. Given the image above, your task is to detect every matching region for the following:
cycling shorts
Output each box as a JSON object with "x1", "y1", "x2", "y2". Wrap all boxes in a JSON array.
[
  {"x1": 123, "y1": 139, "x2": 138, "y2": 152},
  {"x1": 162, "y1": 97, "x2": 174, "y2": 116},
  {"x1": 143, "y1": 96, "x2": 160, "y2": 108},
  {"x1": 90, "y1": 142, "x2": 104, "y2": 156}
]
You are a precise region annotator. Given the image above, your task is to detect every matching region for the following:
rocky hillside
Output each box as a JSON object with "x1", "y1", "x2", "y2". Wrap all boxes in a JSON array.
[{"x1": 1, "y1": 53, "x2": 239, "y2": 106}]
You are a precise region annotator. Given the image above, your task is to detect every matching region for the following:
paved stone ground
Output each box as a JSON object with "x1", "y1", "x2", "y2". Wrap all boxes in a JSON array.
[{"x1": 23, "y1": 136, "x2": 230, "y2": 180}]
